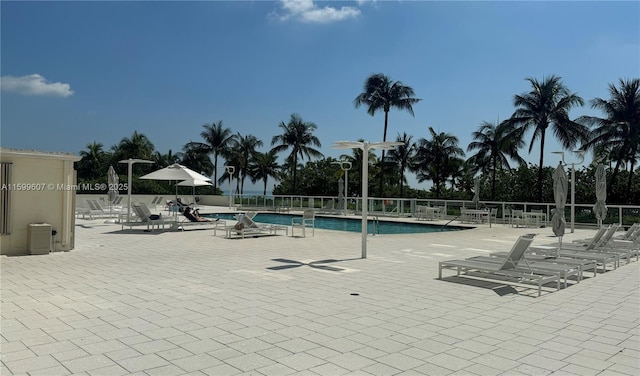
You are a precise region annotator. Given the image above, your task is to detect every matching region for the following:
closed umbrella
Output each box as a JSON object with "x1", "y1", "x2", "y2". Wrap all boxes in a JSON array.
[
  {"x1": 551, "y1": 162, "x2": 568, "y2": 257},
  {"x1": 593, "y1": 164, "x2": 607, "y2": 228},
  {"x1": 107, "y1": 165, "x2": 119, "y2": 205},
  {"x1": 472, "y1": 177, "x2": 480, "y2": 208},
  {"x1": 106, "y1": 166, "x2": 119, "y2": 223}
]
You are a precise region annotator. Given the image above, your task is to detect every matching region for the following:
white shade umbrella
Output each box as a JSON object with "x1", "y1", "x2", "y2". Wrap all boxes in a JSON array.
[
  {"x1": 551, "y1": 162, "x2": 568, "y2": 257},
  {"x1": 177, "y1": 179, "x2": 213, "y2": 207},
  {"x1": 593, "y1": 164, "x2": 607, "y2": 227},
  {"x1": 140, "y1": 164, "x2": 211, "y2": 215},
  {"x1": 140, "y1": 164, "x2": 211, "y2": 182}
]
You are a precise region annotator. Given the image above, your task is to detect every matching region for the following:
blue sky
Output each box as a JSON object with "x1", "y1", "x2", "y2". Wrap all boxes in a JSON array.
[{"x1": 1, "y1": 1, "x2": 639, "y2": 191}]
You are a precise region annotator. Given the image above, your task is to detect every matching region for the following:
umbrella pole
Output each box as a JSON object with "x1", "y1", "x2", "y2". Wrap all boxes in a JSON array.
[
  {"x1": 174, "y1": 182, "x2": 179, "y2": 219},
  {"x1": 557, "y1": 236, "x2": 562, "y2": 258}
]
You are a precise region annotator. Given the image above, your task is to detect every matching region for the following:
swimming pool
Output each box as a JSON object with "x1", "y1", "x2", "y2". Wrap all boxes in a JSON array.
[{"x1": 204, "y1": 212, "x2": 465, "y2": 234}]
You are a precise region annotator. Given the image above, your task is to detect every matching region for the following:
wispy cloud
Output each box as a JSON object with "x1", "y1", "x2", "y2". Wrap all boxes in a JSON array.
[
  {"x1": 270, "y1": 0, "x2": 361, "y2": 24},
  {"x1": 1, "y1": 74, "x2": 74, "y2": 97}
]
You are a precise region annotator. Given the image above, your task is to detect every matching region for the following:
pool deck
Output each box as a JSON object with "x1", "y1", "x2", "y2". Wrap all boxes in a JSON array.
[{"x1": 1, "y1": 206, "x2": 638, "y2": 375}]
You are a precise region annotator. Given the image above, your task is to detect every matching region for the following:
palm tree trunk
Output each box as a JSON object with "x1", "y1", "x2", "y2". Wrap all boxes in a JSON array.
[
  {"x1": 626, "y1": 160, "x2": 635, "y2": 201},
  {"x1": 491, "y1": 157, "x2": 497, "y2": 200},
  {"x1": 263, "y1": 178, "x2": 268, "y2": 196},
  {"x1": 610, "y1": 158, "x2": 623, "y2": 192},
  {"x1": 213, "y1": 152, "x2": 218, "y2": 190},
  {"x1": 292, "y1": 156, "x2": 298, "y2": 195},
  {"x1": 400, "y1": 162, "x2": 405, "y2": 197},
  {"x1": 537, "y1": 127, "x2": 547, "y2": 202},
  {"x1": 378, "y1": 110, "x2": 390, "y2": 198}
]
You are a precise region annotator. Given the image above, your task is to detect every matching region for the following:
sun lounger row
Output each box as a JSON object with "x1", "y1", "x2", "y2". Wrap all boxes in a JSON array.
[
  {"x1": 439, "y1": 235, "x2": 564, "y2": 297},
  {"x1": 76, "y1": 199, "x2": 124, "y2": 219},
  {"x1": 438, "y1": 225, "x2": 640, "y2": 297},
  {"x1": 541, "y1": 224, "x2": 640, "y2": 269}
]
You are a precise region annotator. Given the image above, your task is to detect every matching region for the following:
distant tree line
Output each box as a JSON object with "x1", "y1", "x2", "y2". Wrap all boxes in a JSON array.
[{"x1": 77, "y1": 75, "x2": 640, "y2": 204}]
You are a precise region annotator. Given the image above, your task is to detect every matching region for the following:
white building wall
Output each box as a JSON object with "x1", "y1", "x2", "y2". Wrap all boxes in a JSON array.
[{"x1": 0, "y1": 149, "x2": 80, "y2": 256}]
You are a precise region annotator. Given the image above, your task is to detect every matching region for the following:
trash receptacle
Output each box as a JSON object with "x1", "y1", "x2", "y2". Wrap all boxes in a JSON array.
[{"x1": 28, "y1": 223, "x2": 52, "y2": 255}]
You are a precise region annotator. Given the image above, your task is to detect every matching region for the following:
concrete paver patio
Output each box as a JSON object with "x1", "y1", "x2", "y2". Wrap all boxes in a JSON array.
[{"x1": 2, "y1": 209, "x2": 639, "y2": 375}]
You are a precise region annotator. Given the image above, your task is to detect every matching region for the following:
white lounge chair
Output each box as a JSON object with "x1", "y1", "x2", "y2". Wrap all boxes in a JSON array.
[
  {"x1": 570, "y1": 226, "x2": 608, "y2": 246},
  {"x1": 489, "y1": 249, "x2": 598, "y2": 280},
  {"x1": 84, "y1": 199, "x2": 106, "y2": 218},
  {"x1": 468, "y1": 255, "x2": 580, "y2": 288},
  {"x1": 561, "y1": 224, "x2": 635, "y2": 264},
  {"x1": 173, "y1": 208, "x2": 225, "y2": 232},
  {"x1": 613, "y1": 223, "x2": 639, "y2": 241},
  {"x1": 121, "y1": 203, "x2": 172, "y2": 231},
  {"x1": 533, "y1": 227, "x2": 620, "y2": 272},
  {"x1": 439, "y1": 235, "x2": 561, "y2": 297},
  {"x1": 149, "y1": 196, "x2": 164, "y2": 210},
  {"x1": 225, "y1": 213, "x2": 287, "y2": 239}
]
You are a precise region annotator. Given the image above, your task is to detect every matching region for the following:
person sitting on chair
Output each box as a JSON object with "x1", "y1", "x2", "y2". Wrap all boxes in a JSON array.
[
  {"x1": 175, "y1": 198, "x2": 189, "y2": 213},
  {"x1": 183, "y1": 207, "x2": 219, "y2": 222}
]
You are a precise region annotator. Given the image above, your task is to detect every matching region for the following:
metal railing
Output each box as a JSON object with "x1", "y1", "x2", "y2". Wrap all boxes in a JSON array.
[{"x1": 229, "y1": 193, "x2": 640, "y2": 227}]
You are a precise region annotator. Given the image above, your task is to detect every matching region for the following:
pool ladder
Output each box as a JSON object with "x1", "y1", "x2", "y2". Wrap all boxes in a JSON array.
[
  {"x1": 370, "y1": 216, "x2": 380, "y2": 235},
  {"x1": 441, "y1": 215, "x2": 460, "y2": 230}
]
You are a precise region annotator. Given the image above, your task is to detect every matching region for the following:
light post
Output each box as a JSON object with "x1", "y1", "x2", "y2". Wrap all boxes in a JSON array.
[
  {"x1": 334, "y1": 141, "x2": 403, "y2": 258},
  {"x1": 551, "y1": 150, "x2": 585, "y2": 233},
  {"x1": 225, "y1": 166, "x2": 235, "y2": 209},
  {"x1": 118, "y1": 158, "x2": 154, "y2": 223},
  {"x1": 332, "y1": 160, "x2": 352, "y2": 216}
]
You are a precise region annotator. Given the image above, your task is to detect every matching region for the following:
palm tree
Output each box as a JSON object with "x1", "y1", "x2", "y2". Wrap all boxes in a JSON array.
[
  {"x1": 508, "y1": 75, "x2": 586, "y2": 202},
  {"x1": 78, "y1": 141, "x2": 108, "y2": 179},
  {"x1": 414, "y1": 127, "x2": 464, "y2": 198},
  {"x1": 354, "y1": 73, "x2": 421, "y2": 197},
  {"x1": 230, "y1": 133, "x2": 263, "y2": 195},
  {"x1": 447, "y1": 158, "x2": 467, "y2": 191},
  {"x1": 249, "y1": 150, "x2": 280, "y2": 195},
  {"x1": 271, "y1": 114, "x2": 323, "y2": 195},
  {"x1": 466, "y1": 120, "x2": 526, "y2": 199},
  {"x1": 153, "y1": 149, "x2": 181, "y2": 168},
  {"x1": 578, "y1": 78, "x2": 640, "y2": 200},
  {"x1": 185, "y1": 121, "x2": 235, "y2": 191},
  {"x1": 112, "y1": 131, "x2": 155, "y2": 160},
  {"x1": 180, "y1": 143, "x2": 213, "y2": 177},
  {"x1": 385, "y1": 132, "x2": 416, "y2": 197}
]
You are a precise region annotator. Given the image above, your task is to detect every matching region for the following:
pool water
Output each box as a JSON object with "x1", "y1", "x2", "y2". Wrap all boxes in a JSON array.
[{"x1": 204, "y1": 212, "x2": 465, "y2": 234}]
